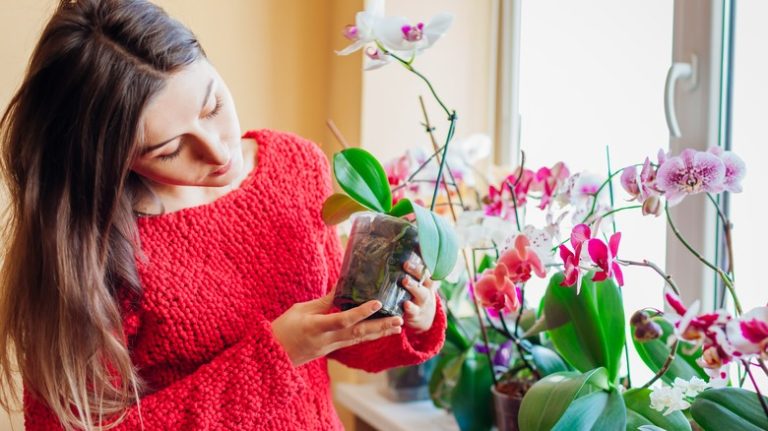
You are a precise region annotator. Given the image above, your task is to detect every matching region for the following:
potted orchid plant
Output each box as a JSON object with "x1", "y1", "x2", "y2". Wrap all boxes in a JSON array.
[{"x1": 326, "y1": 4, "x2": 459, "y2": 319}]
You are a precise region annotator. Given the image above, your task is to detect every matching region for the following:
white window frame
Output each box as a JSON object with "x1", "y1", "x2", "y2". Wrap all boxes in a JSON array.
[{"x1": 492, "y1": 0, "x2": 731, "y2": 307}]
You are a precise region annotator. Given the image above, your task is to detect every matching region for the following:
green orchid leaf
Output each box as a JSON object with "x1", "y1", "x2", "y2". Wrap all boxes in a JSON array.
[
  {"x1": 429, "y1": 341, "x2": 464, "y2": 410},
  {"x1": 542, "y1": 272, "x2": 625, "y2": 382},
  {"x1": 321, "y1": 193, "x2": 368, "y2": 225},
  {"x1": 551, "y1": 387, "x2": 626, "y2": 431},
  {"x1": 691, "y1": 387, "x2": 768, "y2": 431},
  {"x1": 388, "y1": 198, "x2": 414, "y2": 217},
  {"x1": 450, "y1": 348, "x2": 494, "y2": 431},
  {"x1": 387, "y1": 199, "x2": 459, "y2": 280},
  {"x1": 519, "y1": 367, "x2": 609, "y2": 431},
  {"x1": 632, "y1": 316, "x2": 707, "y2": 385},
  {"x1": 333, "y1": 148, "x2": 392, "y2": 213},
  {"x1": 476, "y1": 254, "x2": 495, "y2": 273},
  {"x1": 530, "y1": 345, "x2": 569, "y2": 377},
  {"x1": 623, "y1": 388, "x2": 691, "y2": 431}
]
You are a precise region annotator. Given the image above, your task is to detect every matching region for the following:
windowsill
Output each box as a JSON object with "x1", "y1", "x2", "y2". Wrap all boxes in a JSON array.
[{"x1": 334, "y1": 383, "x2": 459, "y2": 431}]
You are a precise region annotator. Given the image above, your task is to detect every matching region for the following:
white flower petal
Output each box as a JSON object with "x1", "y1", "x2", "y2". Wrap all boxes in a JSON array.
[
  {"x1": 374, "y1": 16, "x2": 411, "y2": 52},
  {"x1": 423, "y1": 12, "x2": 454, "y2": 48},
  {"x1": 336, "y1": 39, "x2": 367, "y2": 56}
]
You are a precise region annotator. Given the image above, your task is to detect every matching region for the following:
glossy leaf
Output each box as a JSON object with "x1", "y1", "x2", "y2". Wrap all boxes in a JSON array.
[
  {"x1": 543, "y1": 272, "x2": 625, "y2": 382},
  {"x1": 623, "y1": 388, "x2": 691, "y2": 431},
  {"x1": 530, "y1": 345, "x2": 569, "y2": 377},
  {"x1": 333, "y1": 148, "x2": 392, "y2": 213},
  {"x1": 321, "y1": 193, "x2": 368, "y2": 225},
  {"x1": 691, "y1": 388, "x2": 768, "y2": 431},
  {"x1": 519, "y1": 367, "x2": 609, "y2": 431},
  {"x1": 388, "y1": 199, "x2": 459, "y2": 280},
  {"x1": 551, "y1": 388, "x2": 626, "y2": 431},
  {"x1": 631, "y1": 316, "x2": 706, "y2": 385},
  {"x1": 429, "y1": 342, "x2": 464, "y2": 410},
  {"x1": 450, "y1": 349, "x2": 494, "y2": 431}
]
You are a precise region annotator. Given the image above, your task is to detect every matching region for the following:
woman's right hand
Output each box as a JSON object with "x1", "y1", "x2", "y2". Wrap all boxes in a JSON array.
[{"x1": 270, "y1": 291, "x2": 403, "y2": 367}]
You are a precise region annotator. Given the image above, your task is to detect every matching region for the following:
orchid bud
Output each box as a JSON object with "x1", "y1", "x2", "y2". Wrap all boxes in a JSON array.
[
  {"x1": 631, "y1": 310, "x2": 662, "y2": 342},
  {"x1": 343, "y1": 25, "x2": 359, "y2": 41},
  {"x1": 642, "y1": 195, "x2": 662, "y2": 217}
]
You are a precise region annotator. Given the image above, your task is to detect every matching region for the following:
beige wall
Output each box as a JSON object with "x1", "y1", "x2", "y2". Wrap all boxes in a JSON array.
[{"x1": 0, "y1": 1, "x2": 493, "y2": 429}]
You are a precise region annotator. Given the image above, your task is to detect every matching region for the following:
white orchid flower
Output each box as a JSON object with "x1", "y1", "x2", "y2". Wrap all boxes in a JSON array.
[
  {"x1": 335, "y1": 0, "x2": 385, "y2": 56},
  {"x1": 374, "y1": 12, "x2": 453, "y2": 57}
]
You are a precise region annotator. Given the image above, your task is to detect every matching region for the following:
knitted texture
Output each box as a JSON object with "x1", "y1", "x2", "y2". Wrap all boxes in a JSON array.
[{"x1": 23, "y1": 129, "x2": 446, "y2": 430}]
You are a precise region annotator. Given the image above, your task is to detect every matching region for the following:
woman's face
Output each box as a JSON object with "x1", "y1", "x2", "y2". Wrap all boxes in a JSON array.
[{"x1": 131, "y1": 59, "x2": 243, "y2": 188}]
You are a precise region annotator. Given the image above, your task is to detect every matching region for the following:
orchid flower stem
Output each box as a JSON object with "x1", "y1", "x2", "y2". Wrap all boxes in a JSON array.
[
  {"x1": 706, "y1": 192, "x2": 735, "y2": 276},
  {"x1": 664, "y1": 205, "x2": 742, "y2": 315},
  {"x1": 743, "y1": 361, "x2": 768, "y2": 422},
  {"x1": 499, "y1": 309, "x2": 540, "y2": 379},
  {"x1": 430, "y1": 115, "x2": 456, "y2": 212},
  {"x1": 597, "y1": 205, "x2": 643, "y2": 221},
  {"x1": 503, "y1": 151, "x2": 527, "y2": 232},
  {"x1": 467, "y1": 248, "x2": 497, "y2": 386},
  {"x1": 418, "y1": 95, "x2": 466, "y2": 209},
  {"x1": 606, "y1": 146, "x2": 618, "y2": 234},
  {"x1": 384, "y1": 48, "x2": 452, "y2": 118},
  {"x1": 581, "y1": 164, "x2": 644, "y2": 224},
  {"x1": 640, "y1": 338, "x2": 679, "y2": 389},
  {"x1": 616, "y1": 258, "x2": 680, "y2": 296}
]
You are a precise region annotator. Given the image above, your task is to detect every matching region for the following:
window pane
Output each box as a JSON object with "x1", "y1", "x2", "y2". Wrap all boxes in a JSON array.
[
  {"x1": 518, "y1": 0, "x2": 673, "y2": 383},
  {"x1": 730, "y1": 0, "x2": 768, "y2": 391}
]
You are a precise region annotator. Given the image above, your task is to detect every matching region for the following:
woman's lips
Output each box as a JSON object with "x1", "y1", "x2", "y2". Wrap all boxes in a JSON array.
[{"x1": 210, "y1": 159, "x2": 232, "y2": 176}]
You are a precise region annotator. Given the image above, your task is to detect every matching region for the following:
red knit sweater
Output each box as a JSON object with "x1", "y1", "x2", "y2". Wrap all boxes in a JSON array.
[{"x1": 23, "y1": 129, "x2": 446, "y2": 430}]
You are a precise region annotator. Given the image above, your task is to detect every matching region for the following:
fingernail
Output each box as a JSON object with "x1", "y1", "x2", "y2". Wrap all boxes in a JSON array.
[
  {"x1": 371, "y1": 301, "x2": 382, "y2": 311},
  {"x1": 393, "y1": 317, "x2": 403, "y2": 326},
  {"x1": 404, "y1": 261, "x2": 414, "y2": 271}
]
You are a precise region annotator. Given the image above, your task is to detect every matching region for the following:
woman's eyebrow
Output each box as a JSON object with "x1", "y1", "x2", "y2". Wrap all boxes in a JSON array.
[{"x1": 140, "y1": 78, "x2": 215, "y2": 155}]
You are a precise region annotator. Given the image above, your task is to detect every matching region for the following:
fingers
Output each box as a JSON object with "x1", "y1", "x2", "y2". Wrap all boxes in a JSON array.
[
  {"x1": 401, "y1": 274, "x2": 431, "y2": 306},
  {"x1": 315, "y1": 300, "x2": 382, "y2": 332},
  {"x1": 328, "y1": 315, "x2": 404, "y2": 351},
  {"x1": 403, "y1": 253, "x2": 430, "y2": 282}
]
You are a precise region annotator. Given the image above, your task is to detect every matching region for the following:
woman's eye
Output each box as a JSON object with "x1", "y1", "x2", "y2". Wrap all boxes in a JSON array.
[
  {"x1": 158, "y1": 145, "x2": 182, "y2": 162},
  {"x1": 203, "y1": 95, "x2": 223, "y2": 120}
]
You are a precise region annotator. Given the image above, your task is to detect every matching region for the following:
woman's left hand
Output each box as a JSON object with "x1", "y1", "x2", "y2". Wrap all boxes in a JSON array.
[{"x1": 401, "y1": 253, "x2": 439, "y2": 333}]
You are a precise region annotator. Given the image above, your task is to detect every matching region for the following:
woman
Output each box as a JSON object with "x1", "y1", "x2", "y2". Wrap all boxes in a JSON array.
[{"x1": 0, "y1": 1, "x2": 446, "y2": 429}]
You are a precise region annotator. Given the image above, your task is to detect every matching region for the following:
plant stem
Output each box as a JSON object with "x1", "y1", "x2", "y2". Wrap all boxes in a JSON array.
[
  {"x1": 580, "y1": 164, "x2": 644, "y2": 224},
  {"x1": 641, "y1": 338, "x2": 679, "y2": 389},
  {"x1": 418, "y1": 95, "x2": 466, "y2": 210},
  {"x1": 665, "y1": 205, "x2": 742, "y2": 314},
  {"x1": 430, "y1": 115, "x2": 457, "y2": 212},
  {"x1": 597, "y1": 205, "x2": 643, "y2": 220},
  {"x1": 500, "y1": 309, "x2": 540, "y2": 379},
  {"x1": 383, "y1": 47, "x2": 452, "y2": 118},
  {"x1": 616, "y1": 259, "x2": 680, "y2": 296},
  {"x1": 468, "y1": 249, "x2": 497, "y2": 386},
  {"x1": 744, "y1": 361, "x2": 768, "y2": 422},
  {"x1": 706, "y1": 192, "x2": 735, "y2": 276}
]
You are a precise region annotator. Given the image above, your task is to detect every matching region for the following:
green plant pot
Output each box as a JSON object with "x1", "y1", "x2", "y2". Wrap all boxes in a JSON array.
[
  {"x1": 382, "y1": 357, "x2": 438, "y2": 402},
  {"x1": 333, "y1": 212, "x2": 418, "y2": 318}
]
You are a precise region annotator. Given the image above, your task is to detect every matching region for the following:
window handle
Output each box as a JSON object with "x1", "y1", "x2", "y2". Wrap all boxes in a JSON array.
[{"x1": 664, "y1": 54, "x2": 698, "y2": 138}]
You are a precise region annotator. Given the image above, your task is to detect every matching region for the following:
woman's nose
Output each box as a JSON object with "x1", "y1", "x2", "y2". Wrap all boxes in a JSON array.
[{"x1": 193, "y1": 130, "x2": 229, "y2": 165}]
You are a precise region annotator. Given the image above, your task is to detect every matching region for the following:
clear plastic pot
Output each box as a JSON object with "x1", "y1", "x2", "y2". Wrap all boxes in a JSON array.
[{"x1": 333, "y1": 212, "x2": 419, "y2": 318}]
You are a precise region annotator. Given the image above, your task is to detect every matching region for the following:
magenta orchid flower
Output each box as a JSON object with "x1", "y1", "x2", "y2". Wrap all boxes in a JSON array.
[
  {"x1": 664, "y1": 292, "x2": 733, "y2": 384},
  {"x1": 474, "y1": 263, "x2": 520, "y2": 313},
  {"x1": 621, "y1": 157, "x2": 658, "y2": 202},
  {"x1": 498, "y1": 235, "x2": 547, "y2": 284},
  {"x1": 726, "y1": 306, "x2": 768, "y2": 359},
  {"x1": 558, "y1": 224, "x2": 592, "y2": 292},
  {"x1": 587, "y1": 232, "x2": 624, "y2": 287},
  {"x1": 656, "y1": 149, "x2": 726, "y2": 206}
]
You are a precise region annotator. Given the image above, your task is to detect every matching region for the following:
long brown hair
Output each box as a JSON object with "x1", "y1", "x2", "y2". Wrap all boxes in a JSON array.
[{"x1": 0, "y1": 0, "x2": 204, "y2": 429}]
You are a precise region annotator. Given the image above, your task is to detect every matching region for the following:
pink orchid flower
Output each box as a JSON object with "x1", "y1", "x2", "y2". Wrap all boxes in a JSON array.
[
  {"x1": 620, "y1": 157, "x2": 658, "y2": 201},
  {"x1": 708, "y1": 147, "x2": 746, "y2": 193},
  {"x1": 474, "y1": 263, "x2": 520, "y2": 313},
  {"x1": 656, "y1": 149, "x2": 726, "y2": 206},
  {"x1": 726, "y1": 306, "x2": 768, "y2": 359},
  {"x1": 587, "y1": 232, "x2": 624, "y2": 287},
  {"x1": 498, "y1": 235, "x2": 547, "y2": 284},
  {"x1": 532, "y1": 162, "x2": 570, "y2": 210},
  {"x1": 558, "y1": 224, "x2": 592, "y2": 291},
  {"x1": 664, "y1": 292, "x2": 734, "y2": 384}
]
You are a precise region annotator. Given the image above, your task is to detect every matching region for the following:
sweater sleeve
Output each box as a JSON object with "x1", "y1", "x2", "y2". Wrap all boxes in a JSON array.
[
  {"x1": 24, "y1": 317, "x2": 306, "y2": 430},
  {"x1": 323, "y1": 224, "x2": 447, "y2": 373}
]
